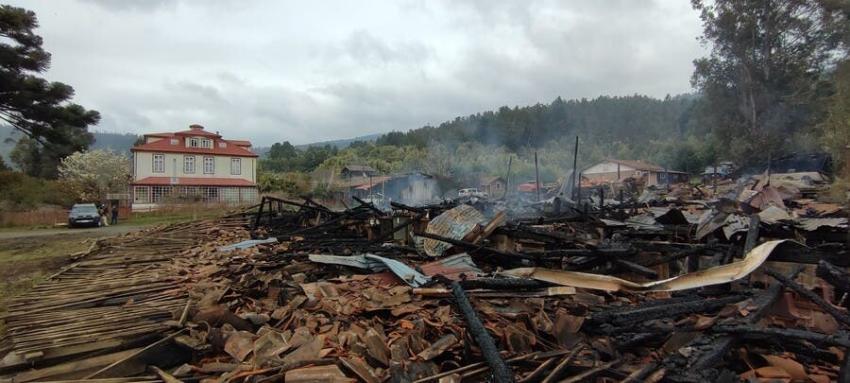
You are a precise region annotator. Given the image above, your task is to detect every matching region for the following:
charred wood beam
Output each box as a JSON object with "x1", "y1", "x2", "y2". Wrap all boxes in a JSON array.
[
  {"x1": 818, "y1": 260, "x2": 850, "y2": 292},
  {"x1": 450, "y1": 281, "x2": 515, "y2": 383},
  {"x1": 764, "y1": 267, "x2": 850, "y2": 328},
  {"x1": 390, "y1": 201, "x2": 426, "y2": 214},
  {"x1": 300, "y1": 196, "x2": 335, "y2": 213},
  {"x1": 841, "y1": 348, "x2": 850, "y2": 383},
  {"x1": 589, "y1": 294, "x2": 746, "y2": 329},
  {"x1": 613, "y1": 259, "x2": 658, "y2": 279},
  {"x1": 271, "y1": 196, "x2": 342, "y2": 216},
  {"x1": 253, "y1": 196, "x2": 267, "y2": 230},
  {"x1": 766, "y1": 245, "x2": 850, "y2": 266},
  {"x1": 709, "y1": 325, "x2": 850, "y2": 347},
  {"x1": 352, "y1": 196, "x2": 385, "y2": 215},
  {"x1": 460, "y1": 278, "x2": 551, "y2": 291},
  {"x1": 688, "y1": 266, "x2": 803, "y2": 370},
  {"x1": 744, "y1": 214, "x2": 760, "y2": 253},
  {"x1": 368, "y1": 216, "x2": 419, "y2": 245}
]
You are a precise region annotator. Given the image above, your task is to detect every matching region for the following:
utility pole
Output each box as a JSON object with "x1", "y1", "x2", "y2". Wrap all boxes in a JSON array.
[
  {"x1": 534, "y1": 151, "x2": 541, "y2": 202},
  {"x1": 505, "y1": 155, "x2": 513, "y2": 199},
  {"x1": 570, "y1": 136, "x2": 579, "y2": 200}
]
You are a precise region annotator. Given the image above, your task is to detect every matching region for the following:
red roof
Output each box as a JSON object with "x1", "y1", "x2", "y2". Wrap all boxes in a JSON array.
[
  {"x1": 132, "y1": 138, "x2": 257, "y2": 157},
  {"x1": 517, "y1": 182, "x2": 539, "y2": 192},
  {"x1": 133, "y1": 125, "x2": 256, "y2": 156},
  {"x1": 132, "y1": 177, "x2": 256, "y2": 187}
]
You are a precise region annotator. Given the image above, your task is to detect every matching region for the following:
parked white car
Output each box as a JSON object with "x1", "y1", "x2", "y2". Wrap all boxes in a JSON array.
[{"x1": 458, "y1": 188, "x2": 488, "y2": 199}]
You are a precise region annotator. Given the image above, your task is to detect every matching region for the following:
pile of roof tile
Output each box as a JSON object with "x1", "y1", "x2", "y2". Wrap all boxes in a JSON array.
[{"x1": 2, "y1": 184, "x2": 850, "y2": 383}]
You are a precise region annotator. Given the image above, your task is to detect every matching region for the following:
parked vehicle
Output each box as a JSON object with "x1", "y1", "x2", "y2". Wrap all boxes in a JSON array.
[
  {"x1": 362, "y1": 193, "x2": 386, "y2": 207},
  {"x1": 458, "y1": 188, "x2": 488, "y2": 199},
  {"x1": 68, "y1": 203, "x2": 101, "y2": 228}
]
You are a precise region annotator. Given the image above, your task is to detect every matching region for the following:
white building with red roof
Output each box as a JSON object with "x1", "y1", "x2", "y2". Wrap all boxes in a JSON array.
[{"x1": 130, "y1": 124, "x2": 258, "y2": 209}]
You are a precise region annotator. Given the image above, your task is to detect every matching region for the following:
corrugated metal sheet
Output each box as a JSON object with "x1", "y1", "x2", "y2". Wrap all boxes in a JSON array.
[{"x1": 422, "y1": 204, "x2": 486, "y2": 257}]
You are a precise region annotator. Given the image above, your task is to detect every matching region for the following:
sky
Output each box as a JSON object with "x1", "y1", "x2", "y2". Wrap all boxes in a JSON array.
[{"x1": 8, "y1": 0, "x2": 707, "y2": 145}]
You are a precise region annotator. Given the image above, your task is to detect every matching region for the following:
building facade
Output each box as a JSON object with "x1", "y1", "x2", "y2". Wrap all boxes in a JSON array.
[
  {"x1": 130, "y1": 124, "x2": 258, "y2": 210},
  {"x1": 479, "y1": 176, "x2": 507, "y2": 199},
  {"x1": 583, "y1": 159, "x2": 687, "y2": 186}
]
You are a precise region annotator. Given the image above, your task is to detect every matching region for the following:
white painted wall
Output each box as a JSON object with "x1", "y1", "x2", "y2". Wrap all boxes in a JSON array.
[
  {"x1": 584, "y1": 162, "x2": 635, "y2": 175},
  {"x1": 133, "y1": 151, "x2": 256, "y2": 183}
]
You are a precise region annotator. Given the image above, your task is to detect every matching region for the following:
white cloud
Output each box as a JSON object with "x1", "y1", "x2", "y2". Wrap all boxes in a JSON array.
[{"x1": 7, "y1": 0, "x2": 706, "y2": 144}]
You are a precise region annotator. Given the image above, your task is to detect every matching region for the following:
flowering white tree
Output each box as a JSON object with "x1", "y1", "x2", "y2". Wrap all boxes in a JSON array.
[{"x1": 58, "y1": 150, "x2": 130, "y2": 201}]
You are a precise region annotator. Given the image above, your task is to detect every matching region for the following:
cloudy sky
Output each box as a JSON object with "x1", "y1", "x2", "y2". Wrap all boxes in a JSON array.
[{"x1": 9, "y1": 0, "x2": 707, "y2": 145}]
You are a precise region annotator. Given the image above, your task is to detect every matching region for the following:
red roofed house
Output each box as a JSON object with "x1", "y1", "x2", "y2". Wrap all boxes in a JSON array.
[{"x1": 130, "y1": 124, "x2": 258, "y2": 210}]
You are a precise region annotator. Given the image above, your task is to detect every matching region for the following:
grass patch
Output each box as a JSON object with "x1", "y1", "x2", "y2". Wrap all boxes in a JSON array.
[{"x1": 125, "y1": 209, "x2": 222, "y2": 226}]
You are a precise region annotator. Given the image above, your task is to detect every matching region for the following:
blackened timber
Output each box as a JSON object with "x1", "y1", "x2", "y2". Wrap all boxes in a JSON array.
[
  {"x1": 689, "y1": 266, "x2": 804, "y2": 370},
  {"x1": 613, "y1": 259, "x2": 658, "y2": 279},
  {"x1": 368, "y1": 216, "x2": 419, "y2": 244},
  {"x1": 460, "y1": 278, "x2": 550, "y2": 291},
  {"x1": 253, "y1": 196, "x2": 267, "y2": 230},
  {"x1": 764, "y1": 267, "x2": 850, "y2": 327},
  {"x1": 390, "y1": 201, "x2": 426, "y2": 214},
  {"x1": 841, "y1": 348, "x2": 850, "y2": 383},
  {"x1": 450, "y1": 281, "x2": 515, "y2": 383},
  {"x1": 818, "y1": 260, "x2": 850, "y2": 292},
  {"x1": 744, "y1": 214, "x2": 761, "y2": 253},
  {"x1": 588, "y1": 294, "x2": 745, "y2": 329},
  {"x1": 710, "y1": 325, "x2": 850, "y2": 347},
  {"x1": 352, "y1": 196, "x2": 385, "y2": 215}
]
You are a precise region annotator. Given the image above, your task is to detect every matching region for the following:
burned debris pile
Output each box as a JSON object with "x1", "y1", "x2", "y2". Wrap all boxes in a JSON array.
[{"x1": 2, "y1": 183, "x2": 850, "y2": 382}]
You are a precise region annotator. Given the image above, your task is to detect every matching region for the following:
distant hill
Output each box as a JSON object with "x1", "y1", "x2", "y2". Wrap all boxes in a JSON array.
[
  {"x1": 295, "y1": 133, "x2": 382, "y2": 150},
  {"x1": 90, "y1": 131, "x2": 140, "y2": 153},
  {"x1": 0, "y1": 126, "x2": 139, "y2": 167}
]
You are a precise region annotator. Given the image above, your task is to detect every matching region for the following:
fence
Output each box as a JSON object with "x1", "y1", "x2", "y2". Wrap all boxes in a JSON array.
[{"x1": 0, "y1": 209, "x2": 69, "y2": 228}]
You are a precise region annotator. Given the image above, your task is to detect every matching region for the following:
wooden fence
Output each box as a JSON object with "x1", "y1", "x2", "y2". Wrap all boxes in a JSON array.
[{"x1": 0, "y1": 209, "x2": 69, "y2": 227}]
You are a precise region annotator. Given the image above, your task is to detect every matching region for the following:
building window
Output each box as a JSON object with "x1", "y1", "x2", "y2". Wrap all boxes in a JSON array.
[
  {"x1": 184, "y1": 156, "x2": 195, "y2": 174},
  {"x1": 201, "y1": 139, "x2": 213, "y2": 149},
  {"x1": 153, "y1": 154, "x2": 164, "y2": 173},
  {"x1": 134, "y1": 186, "x2": 150, "y2": 204},
  {"x1": 188, "y1": 138, "x2": 199, "y2": 148},
  {"x1": 231, "y1": 158, "x2": 241, "y2": 175},
  {"x1": 204, "y1": 156, "x2": 215, "y2": 174}
]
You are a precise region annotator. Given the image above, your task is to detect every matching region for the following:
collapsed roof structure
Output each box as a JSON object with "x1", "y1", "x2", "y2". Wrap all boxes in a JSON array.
[{"x1": 0, "y1": 171, "x2": 848, "y2": 382}]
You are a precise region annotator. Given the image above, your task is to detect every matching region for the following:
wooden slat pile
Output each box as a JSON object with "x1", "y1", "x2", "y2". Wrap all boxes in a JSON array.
[{"x1": 0, "y1": 216, "x2": 250, "y2": 380}]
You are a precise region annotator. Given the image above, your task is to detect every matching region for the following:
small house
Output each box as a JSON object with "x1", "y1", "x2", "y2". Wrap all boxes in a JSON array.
[
  {"x1": 479, "y1": 176, "x2": 507, "y2": 199},
  {"x1": 341, "y1": 165, "x2": 378, "y2": 178},
  {"x1": 583, "y1": 159, "x2": 687, "y2": 186}
]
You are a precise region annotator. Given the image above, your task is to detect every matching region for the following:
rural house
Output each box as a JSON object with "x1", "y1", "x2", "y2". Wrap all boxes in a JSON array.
[
  {"x1": 340, "y1": 164, "x2": 378, "y2": 178},
  {"x1": 583, "y1": 159, "x2": 688, "y2": 186},
  {"x1": 479, "y1": 176, "x2": 507, "y2": 199},
  {"x1": 130, "y1": 124, "x2": 259, "y2": 210}
]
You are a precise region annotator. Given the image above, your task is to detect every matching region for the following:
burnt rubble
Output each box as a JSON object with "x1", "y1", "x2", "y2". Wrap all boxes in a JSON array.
[{"x1": 1, "y1": 178, "x2": 849, "y2": 383}]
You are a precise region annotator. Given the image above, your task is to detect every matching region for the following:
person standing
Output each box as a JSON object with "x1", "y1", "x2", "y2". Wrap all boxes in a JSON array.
[{"x1": 111, "y1": 203, "x2": 119, "y2": 225}]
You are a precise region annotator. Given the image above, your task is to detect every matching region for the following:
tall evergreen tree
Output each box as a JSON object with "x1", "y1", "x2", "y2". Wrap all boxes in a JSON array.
[{"x1": 0, "y1": 5, "x2": 100, "y2": 177}]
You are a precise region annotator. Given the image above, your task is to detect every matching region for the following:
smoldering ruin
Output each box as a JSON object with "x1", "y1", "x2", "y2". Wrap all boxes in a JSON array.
[{"x1": 2, "y1": 151, "x2": 850, "y2": 383}]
